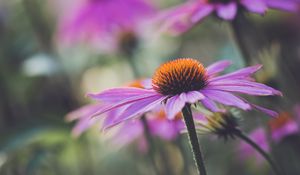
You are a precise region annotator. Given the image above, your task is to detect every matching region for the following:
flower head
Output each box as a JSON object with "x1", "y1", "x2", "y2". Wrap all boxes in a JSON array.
[
  {"x1": 269, "y1": 112, "x2": 299, "y2": 142},
  {"x1": 158, "y1": 0, "x2": 300, "y2": 34},
  {"x1": 57, "y1": 0, "x2": 156, "y2": 52},
  {"x1": 88, "y1": 58, "x2": 281, "y2": 127},
  {"x1": 195, "y1": 111, "x2": 241, "y2": 140}
]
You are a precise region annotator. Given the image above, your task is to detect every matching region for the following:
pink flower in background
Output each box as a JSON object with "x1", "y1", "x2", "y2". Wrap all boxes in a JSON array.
[
  {"x1": 88, "y1": 58, "x2": 281, "y2": 128},
  {"x1": 57, "y1": 0, "x2": 156, "y2": 52},
  {"x1": 239, "y1": 128, "x2": 270, "y2": 165},
  {"x1": 158, "y1": 0, "x2": 300, "y2": 34},
  {"x1": 110, "y1": 109, "x2": 184, "y2": 150},
  {"x1": 268, "y1": 112, "x2": 299, "y2": 142}
]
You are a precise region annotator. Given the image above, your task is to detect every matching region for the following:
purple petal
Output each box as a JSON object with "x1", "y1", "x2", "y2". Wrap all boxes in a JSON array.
[
  {"x1": 106, "y1": 95, "x2": 166, "y2": 128},
  {"x1": 241, "y1": 0, "x2": 268, "y2": 14},
  {"x1": 184, "y1": 91, "x2": 205, "y2": 104},
  {"x1": 191, "y1": 4, "x2": 214, "y2": 22},
  {"x1": 71, "y1": 117, "x2": 97, "y2": 137},
  {"x1": 149, "y1": 119, "x2": 181, "y2": 140},
  {"x1": 158, "y1": 2, "x2": 198, "y2": 35},
  {"x1": 110, "y1": 120, "x2": 143, "y2": 147},
  {"x1": 89, "y1": 93, "x2": 161, "y2": 118},
  {"x1": 207, "y1": 85, "x2": 278, "y2": 96},
  {"x1": 216, "y1": 2, "x2": 238, "y2": 20},
  {"x1": 201, "y1": 89, "x2": 251, "y2": 110},
  {"x1": 267, "y1": 0, "x2": 300, "y2": 12},
  {"x1": 101, "y1": 105, "x2": 129, "y2": 130},
  {"x1": 272, "y1": 121, "x2": 299, "y2": 142},
  {"x1": 165, "y1": 95, "x2": 186, "y2": 120},
  {"x1": 88, "y1": 88, "x2": 157, "y2": 102},
  {"x1": 251, "y1": 104, "x2": 278, "y2": 117},
  {"x1": 210, "y1": 65, "x2": 262, "y2": 82},
  {"x1": 209, "y1": 80, "x2": 282, "y2": 96},
  {"x1": 201, "y1": 98, "x2": 224, "y2": 112},
  {"x1": 66, "y1": 104, "x2": 104, "y2": 121},
  {"x1": 206, "y1": 60, "x2": 232, "y2": 76}
]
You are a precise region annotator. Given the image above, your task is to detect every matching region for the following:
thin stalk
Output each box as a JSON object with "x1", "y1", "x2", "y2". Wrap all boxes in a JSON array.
[
  {"x1": 230, "y1": 12, "x2": 265, "y2": 65},
  {"x1": 234, "y1": 131, "x2": 281, "y2": 175},
  {"x1": 182, "y1": 105, "x2": 207, "y2": 175}
]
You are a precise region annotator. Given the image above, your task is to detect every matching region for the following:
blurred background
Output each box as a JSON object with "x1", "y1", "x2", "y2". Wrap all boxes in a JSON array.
[{"x1": 0, "y1": 0, "x2": 300, "y2": 175}]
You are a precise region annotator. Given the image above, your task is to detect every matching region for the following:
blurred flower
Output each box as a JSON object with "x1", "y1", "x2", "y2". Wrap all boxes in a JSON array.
[
  {"x1": 88, "y1": 58, "x2": 281, "y2": 128},
  {"x1": 239, "y1": 128, "x2": 270, "y2": 165},
  {"x1": 110, "y1": 109, "x2": 184, "y2": 151},
  {"x1": 57, "y1": 0, "x2": 156, "y2": 53},
  {"x1": 269, "y1": 112, "x2": 299, "y2": 142},
  {"x1": 158, "y1": 0, "x2": 300, "y2": 34}
]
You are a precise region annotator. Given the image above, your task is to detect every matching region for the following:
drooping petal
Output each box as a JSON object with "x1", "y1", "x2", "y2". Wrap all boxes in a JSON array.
[
  {"x1": 251, "y1": 104, "x2": 278, "y2": 117},
  {"x1": 209, "y1": 80, "x2": 282, "y2": 96},
  {"x1": 241, "y1": 0, "x2": 268, "y2": 14},
  {"x1": 184, "y1": 91, "x2": 205, "y2": 104},
  {"x1": 71, "y1": 116, "x2": 98, "y2": 137},
  {"x1": 106, "y1": 95, "x2": 166, "y2": 128},
  {"x1": 66, "y1": 104, "x2": 103, "y2": 121},
  {"x1": 207, "y1": 85, "x2": 279, "y2": 96},
  {"x1": 101, "y1": 105, "x2": 129, "y2": 130},
  {"x1": 201, "y1": 89, "x2": 251, "y2": 110},
  {"x1": 206, "y1": 60, "x2": 232, "y2": 77},
  {"x1": 158, "y1": 1, "x2": 199, "y2": 35},
  {"x1": 267, "y1": 0, "x2": 300, "y2": 12},
  {"x1": 191, "y1": 4, "x2": 214, "y2": 23},
  {"x1": 89, "y1": 93, "x2": 161, "y2": 118},
  {"x1": 210, "y1": 65, "x2": 262, "y2": 82},
  {"x1": 88, "y1": 87, "x2": 157, "y2": 102},
  {"x1": 201, "y1": 98, "x2": 224, "y2": 112},
  {"x1": 165, "y1": 95, "x2": 186, "y2": 120},
  {"x1": 216, "y1": 2, "x2": 238, "y2": 20}
]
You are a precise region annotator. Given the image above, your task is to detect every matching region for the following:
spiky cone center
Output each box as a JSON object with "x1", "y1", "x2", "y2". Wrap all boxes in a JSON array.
[{"x1": 152, "y1": 58, "x2": 208, "y2": 96}]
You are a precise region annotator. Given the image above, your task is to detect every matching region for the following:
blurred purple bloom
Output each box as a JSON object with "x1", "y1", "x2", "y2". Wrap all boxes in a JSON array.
[
  {"x1": 57, "y1": 0, "x2": 155, "y2": 52},
  {"x1": 88, "y1": 58, "x2": 281, "y2": 128},
  {"x1": 239, "y1": 128, "x2": 270, "y2": 165},
  {"x1": 158, "y1": 0, "x2": 300, "y2": 34},
  {"x1": 269, "y1": 112, "x2": 299, "y2": 142}
]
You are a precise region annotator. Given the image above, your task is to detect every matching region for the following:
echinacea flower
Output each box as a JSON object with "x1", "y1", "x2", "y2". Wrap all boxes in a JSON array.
[
  {"x1": 269, "y1": 112, "x2": 299, "y2": 142},
  {"x1": 88, "y1": 58, "x2": 281, "y2": 127},
  {"x1": 158, "y1": 0, "x2": 300, "y2": 34},
  {"x1": 66, "y1": 79, "x2": 183, "y2": 144},
  {"x1": 57, "y1": 0, "x2": 155, "y2": 52}
]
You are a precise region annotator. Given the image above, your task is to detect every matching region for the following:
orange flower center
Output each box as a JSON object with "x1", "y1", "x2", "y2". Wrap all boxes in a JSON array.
[{"x1": 152, "y1": 58, "x2": 208, "y2": 95}]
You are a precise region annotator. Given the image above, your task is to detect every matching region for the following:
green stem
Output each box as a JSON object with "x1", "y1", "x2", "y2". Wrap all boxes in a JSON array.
[
  {"x1": 235, "y1": 131, "x2": 282, "y2": 175},
  {"x1": 182, "y1": 105, "x2": 207, "y2": 175}
]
